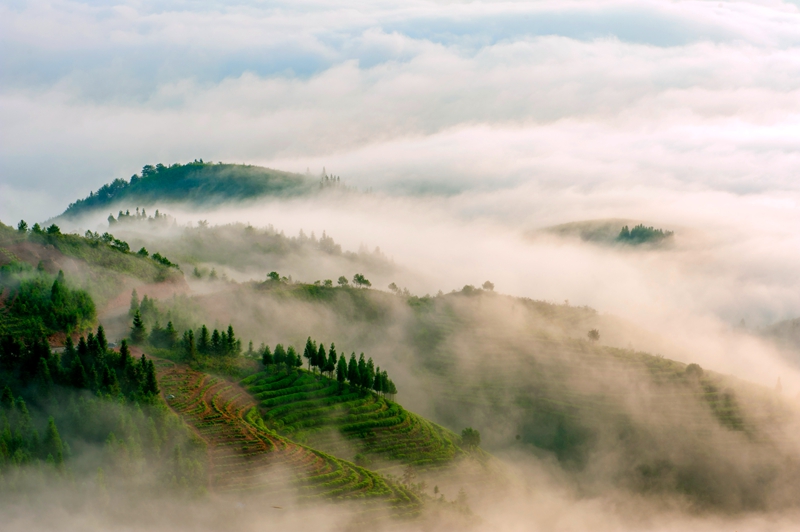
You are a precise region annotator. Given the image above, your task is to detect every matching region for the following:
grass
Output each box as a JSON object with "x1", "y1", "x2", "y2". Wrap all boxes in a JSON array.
[{"x1": 241, "y1": 367, "x2": 472, "y2": 471}]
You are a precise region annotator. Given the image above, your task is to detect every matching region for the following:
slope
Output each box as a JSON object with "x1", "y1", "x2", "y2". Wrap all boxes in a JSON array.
[
  {"x1": 58, "y1": 161, "x2": 321, "y2": 220},
  {"x1": 157, "y1": 362, "x2": 422, "y2": 518}
]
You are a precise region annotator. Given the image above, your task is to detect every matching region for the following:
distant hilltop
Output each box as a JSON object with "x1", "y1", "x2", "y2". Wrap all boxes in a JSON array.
[
  {"x1": 57, "y1": 160, "x2": 348, "y2": 220},
  {"x1": 537, "y1": 218, "x2": 675, "y2": 247}
]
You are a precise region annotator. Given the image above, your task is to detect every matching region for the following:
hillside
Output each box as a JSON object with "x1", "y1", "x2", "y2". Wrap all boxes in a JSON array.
[
  {"x1": 57, "y1": 161, "x2": 327, "y2": 220},
  {"x1": 130, "y1": 279, "x2": 800, "y2": 511}
]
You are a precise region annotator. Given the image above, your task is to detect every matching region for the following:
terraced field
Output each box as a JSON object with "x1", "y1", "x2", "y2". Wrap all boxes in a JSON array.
[
  {"x1": 241, "y1": 369, "x2": 467, "y2": 471},
  {"x1": 156, "y1": 362, "x2": 422, "y2": 518}
]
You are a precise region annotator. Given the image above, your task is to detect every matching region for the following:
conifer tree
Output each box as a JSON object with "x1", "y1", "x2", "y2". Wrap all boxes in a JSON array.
[
  {"x1": 96, "y1": 325, "x2": 108, "y2": 353},
  {"x1": 211, "y1": 329, "x2": 221, "y2": 355},
  {"x1": 286, "y1": 346, "x2": 299, "y2": 370},
  {"x1": 364, "y1": 357, "x2": 375, "y2": 390},
  {"x1": 131, "y1": 310, "x2": 147, "y2": 344},
  {"x1": 129, "y1": 289, "x2": 140, "y2": 318},
  {"x1": 183, "y1": 330, "x2": 196, "y2": 362},
  {"x1": 145, "y1": 358, "x2": 159, "y2": 395},
  {"x1": 373, "y1": 366, "x2": 382, "y2": 394},
  {"x1": 77, "y1": 335, "x2": 89, "y2": 359},
  {"x1": 316, "y1": 343, "x2": 327, "y2": 373},
  {"x1": 357, "y1": 353, "x2": 367, "y2": 389},
  {"x1": 119, "y1": 339, "x2": 132, "y2": 370},
  {"x1": 336, "y1": 355, "x2": 347, "y2": 387},
  {"x1": 43, "y1": 417, "x2": 64, "y2": 465},
  {"x1": 35, "y1": 358, "x2": 53, "y2": 394},
  {"x1": 227, "y1": 325, "x2": 237, "y2": 356},
  {"x1": 325, "y1": 345, "x2": 336, "y2": 377},
  {"x1": 262, "y1": 345, "x2": 273, "y2": 366},
  {"x1": 63, "y1": 335, "x2": 76, "y2": 367},
  {"x1": 303, "y1": 337, "x2": 315, "y2": 370},
  {"x1": 70, "y1": 357, "x2": 89, "y2": 388},
  {"x1": 165, "y1": 321, "x2": 178, "y2": 347},
  {"x1": 198, "y1": 325, "x2": 210, "y2": 354},
  {"x1": 348, "y1": 353, "x2": 359, "y2": 386},
  {"x1": 274, "y1": 344, "x2": 286, "y2": 366}
]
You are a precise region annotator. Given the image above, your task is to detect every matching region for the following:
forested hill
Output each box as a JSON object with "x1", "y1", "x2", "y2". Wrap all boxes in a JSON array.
[{"x1": 58, "y1": 161, "x2": 334, "y2": 219}]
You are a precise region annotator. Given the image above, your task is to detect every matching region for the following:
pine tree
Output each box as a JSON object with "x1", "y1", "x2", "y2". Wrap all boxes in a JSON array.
[
  {"x1": 96, "y1": 325, "x2": 108, "y2": 353},
  {"x1": 43, "y1": 417, "x2": 64, "y2": 465},
  {"x1": 316, "y1": 344, "x2": 327, "y2": 374},
  {"x1": 63, "y1": 335, "x2": 77, "y2": 367},
  {"x1": 165, "y1": 321, "x2": 178, "y2": 347},
  {"x1": 129, "y1": 289, "x2": 140, "y2": 318},
  {"x1": 119, "y1": 339, "x2": 132, "y2": 370},
  {"x1": 286, "y1": 346, "x2": 298, "y2": 371},
  {"x1": 70, "y1": 357, "x2": 89, "y2": 388},
  {"x1": 325, "y1": 345, "x2": 336, "y2": 377},
  {"x1": 274, "y1": 344, "x2": 286, "y2": 366},
  {"x1": 373, "y1": 366, "x2": 382, "y2": 394},
  {"x1": 131, "y1": 310, "x2": 147, "y2": 345},
  {"x1": 35, "y1": 358, "x2": 53, "y2": 394},
  {"x1": 348, "y1": 353, "x2": 359, "y2": 386},
  {"x1": 357, "y1": 354, "x2": 367, "y2": 389},
  {"x1": 145, "y1": 359, "x2": 159, "y2": 395},
  {"x1": 198, "y1": 325, "x2": 210, "y2": 354},
  {"x1": 183, "y1": 330, "x2": 197, "y2": 362},
  {"x1": 303, "y1": 337, "x2": 315, "y2": 370},
  {"x1": 227, "y1": 325, "x2": 237, "y2": 356},
  {"x1": 262, "y1": 345, "x2": 273, "y2": 366},
  {"x1": 336, "y1": 355, "x2": 347, "y2": 386},
  {"x1": 364, "y1": 357, "x2": 375, "y2": 390},
  {"x1": 211, "y1": 329, "x2": 221, "y2": 355}
]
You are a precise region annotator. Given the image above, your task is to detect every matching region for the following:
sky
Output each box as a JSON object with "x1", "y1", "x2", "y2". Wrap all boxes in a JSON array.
[{"x1": 1, "y1": 0, "x2": 799, "y2": 222}]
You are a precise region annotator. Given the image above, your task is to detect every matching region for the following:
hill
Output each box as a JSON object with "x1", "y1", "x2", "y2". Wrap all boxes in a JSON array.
[
  {"x1": 132, "y1": 279, "x2": 800, "y2": 511},
  {"x1": 57, "y1": 161, "x2": 327, "y2": 220},
  {"x1": 537, "y1": 219, "x2": 675, "y2": 246}
]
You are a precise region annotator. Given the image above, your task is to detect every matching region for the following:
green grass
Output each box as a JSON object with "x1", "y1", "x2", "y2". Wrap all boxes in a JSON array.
[{"x1": 242, "y1": 367, "x2": 470, "y2": 470}]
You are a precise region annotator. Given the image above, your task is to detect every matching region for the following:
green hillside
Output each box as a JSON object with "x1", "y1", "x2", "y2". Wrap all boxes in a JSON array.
[
  {"x1": 241, "y1": 368, "x2": 473, "y2": 472},
  {"x1": 539, "y1": 219, "x2": 674, "y2": 246},
  {"x1": 58, "y1": 161, "x2": 321, "y2": 219}
]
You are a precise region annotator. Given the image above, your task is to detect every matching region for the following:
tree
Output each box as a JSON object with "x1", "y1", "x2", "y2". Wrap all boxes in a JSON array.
[
  {"x1": 481, "y1": 280, "x2": 495, "y2": 291},
  {"x1": 352, "y1": 273, "x2": 371, "y2": 288},
  {"x1": 43, "y1": 417, "x2": 64, "y2": 465},
  {"x1": 130, "y1": 310, "x2": 147, "y2": 344},
  {"x1": 286, "y1": 346, "x2": 298, "y2": 370},
  {"x1": 262, "y1": 345, "x2": 273, "y2": 366},
  {"x1": 587, "y1": 329, "x2": 600, "y2": 342},
  {"x1": 461, "y1": 427, "x2": 481, "y2": 448},
  {"x1": 303, "y1": 337, "x2": 315, "y2": 370},
  {"x1": 386, "y1": 378, "x2": 397, "y2": 400},
  {"x1": 388, "y1": 282, "x2": 398, "y2": 293},
  {"x1": 347, "y1": 353, "x2": 359, "y2": 386},
  {"x1": 337, "y1": 276, "x2": 349, "y2": 287},
  {"x1": 183, "y1": 330, "x2": 197, "y2": 362},
  {"x1": 211, "y1": 329, "x2": 222, "y2": 355},
  {"x1": 17, "y1": 220, "x2": 28, "y2": 232},
  {"x1": 226, "y1": 325, "x2": 238, "y2": 356},
  {"x1": 325, "y1": 346, "x2": 337, "y2": 377},
  {"x1": 129, "y1": 289, "x2": 140, "y2": 317},
  {"x1": 316, "y1": 343, "x2": 327, "y2": 374},
  {"x1": 363, "y1": 357, "x2": 375, "y2": 390},
  {"x1": 357, "y1": 353, "x2": 367, "y2": 389},
  {"x1": 70, "y1": 357, "x2": 89, "y2": 388},
  {"x1": 373, "y1": 366, "x2": 382, "y2": 394},
  {"x1": 96, "y1": 324, "x2": 108, "y2": 353},
  {"x1": 165, "y1": 321, "x2": 178, "y2": 347},
  {"x1": 267, "y1": 271, "x2": 280, "y2": 282},
  {"x1": 336, "y1": 355, "x2": 347, "y2": 387},
  {"x1": 198, "y1": 325, "x2": 210, "y2": 354},
  {"x1": 274, "y1": 344, "x2": 286, "y2": 366}
]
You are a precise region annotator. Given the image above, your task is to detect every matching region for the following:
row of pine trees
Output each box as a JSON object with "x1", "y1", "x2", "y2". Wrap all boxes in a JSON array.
[{"x1": 259, "y1": 337, "x2": 397, "y2": 399}]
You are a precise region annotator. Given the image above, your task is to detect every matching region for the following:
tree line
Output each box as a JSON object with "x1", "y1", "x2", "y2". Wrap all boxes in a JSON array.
[{"x1": 259, "y1": 337, "x2": 398, "y2": 399}]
